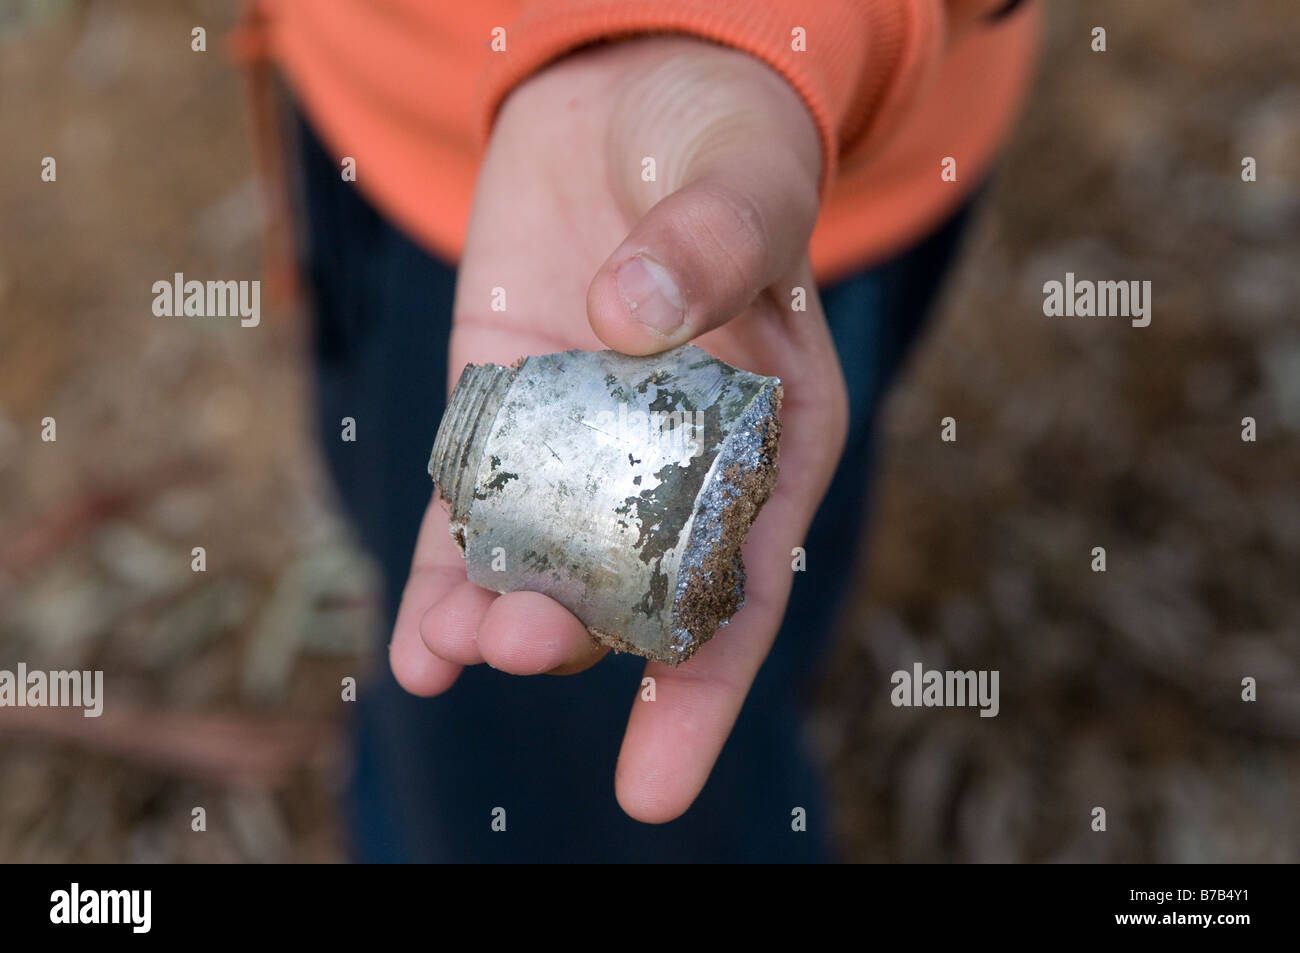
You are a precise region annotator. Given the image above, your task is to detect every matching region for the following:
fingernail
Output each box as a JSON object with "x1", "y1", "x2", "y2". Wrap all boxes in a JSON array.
[{"x1": 616, "y1": 255, "x2": 685, "y2": 334}]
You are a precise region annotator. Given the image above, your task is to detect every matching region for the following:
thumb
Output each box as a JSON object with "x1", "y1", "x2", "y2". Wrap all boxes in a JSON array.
[{"x1": 586, "y1": 47, "x2": 822, "y2": 355}]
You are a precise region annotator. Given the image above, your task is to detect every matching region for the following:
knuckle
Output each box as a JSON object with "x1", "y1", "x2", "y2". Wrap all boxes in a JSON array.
[{"x1": 694, "y1": 180, "x2": 770, "y2": 293}]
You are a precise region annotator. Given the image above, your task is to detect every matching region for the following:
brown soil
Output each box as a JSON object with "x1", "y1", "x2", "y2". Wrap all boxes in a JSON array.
[{"x1": 673, "y1": 386, "x2": 783, "y2": 664}]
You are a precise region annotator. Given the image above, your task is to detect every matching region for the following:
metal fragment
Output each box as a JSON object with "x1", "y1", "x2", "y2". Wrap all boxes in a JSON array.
[{"x1": 428, "y1": 344, "x2": 782, "y2": 664}]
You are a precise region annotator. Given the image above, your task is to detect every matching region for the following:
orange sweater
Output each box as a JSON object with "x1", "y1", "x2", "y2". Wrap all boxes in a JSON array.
[{"x1": 236, "y1": 0, "x2": 1039, "y2": 284}]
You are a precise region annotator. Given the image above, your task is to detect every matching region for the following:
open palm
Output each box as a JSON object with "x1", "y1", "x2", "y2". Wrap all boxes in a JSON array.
[{"x1": 389, "y1": 36, "x2": 848, "y2": 823}]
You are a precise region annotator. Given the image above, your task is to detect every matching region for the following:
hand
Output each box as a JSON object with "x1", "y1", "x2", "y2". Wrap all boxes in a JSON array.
[{"x1": 389, "y1": 35, "x2": 848, "y2": 823}]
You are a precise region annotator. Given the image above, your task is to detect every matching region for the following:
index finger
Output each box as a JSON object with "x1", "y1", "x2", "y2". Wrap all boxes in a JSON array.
[{"x1": 389, "y1": 492, "x2": 469, "y2": 696}]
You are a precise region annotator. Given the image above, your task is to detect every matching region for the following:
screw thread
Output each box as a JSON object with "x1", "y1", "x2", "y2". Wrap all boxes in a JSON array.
[{"x1": 428, "y1": 362, "x2": 515, "y2": 521}]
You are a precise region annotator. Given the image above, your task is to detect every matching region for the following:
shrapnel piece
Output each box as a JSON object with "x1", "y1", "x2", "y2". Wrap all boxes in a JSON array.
[{"x1": 428, "y1": 344, "x2": 782, "y2": 665}]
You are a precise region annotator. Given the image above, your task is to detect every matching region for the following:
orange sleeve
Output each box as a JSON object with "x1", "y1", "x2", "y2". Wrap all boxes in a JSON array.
[{"x1": 478, "y1": 0, "x2": 1012, "y2": 201}]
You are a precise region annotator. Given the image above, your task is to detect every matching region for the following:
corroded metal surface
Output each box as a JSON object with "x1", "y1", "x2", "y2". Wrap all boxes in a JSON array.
[{"x1": 428, "y1": 344, "x2": 782, "y2": 665}]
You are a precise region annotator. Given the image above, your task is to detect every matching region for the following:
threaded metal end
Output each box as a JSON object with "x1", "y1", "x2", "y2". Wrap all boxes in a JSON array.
[{"x1": 428, "y1": 362, "x2": 516, "y2": 523}]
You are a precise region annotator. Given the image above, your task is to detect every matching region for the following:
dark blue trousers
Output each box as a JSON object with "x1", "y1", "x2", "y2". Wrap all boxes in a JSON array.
[{"x1": 292, "y1": 108, "x2": 975, "y2": 862}]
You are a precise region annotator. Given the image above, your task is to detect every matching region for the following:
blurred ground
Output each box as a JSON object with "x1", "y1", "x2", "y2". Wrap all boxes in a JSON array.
[{"x1": 1, "y1": 0, "x2": 1297, "y2": 861}]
